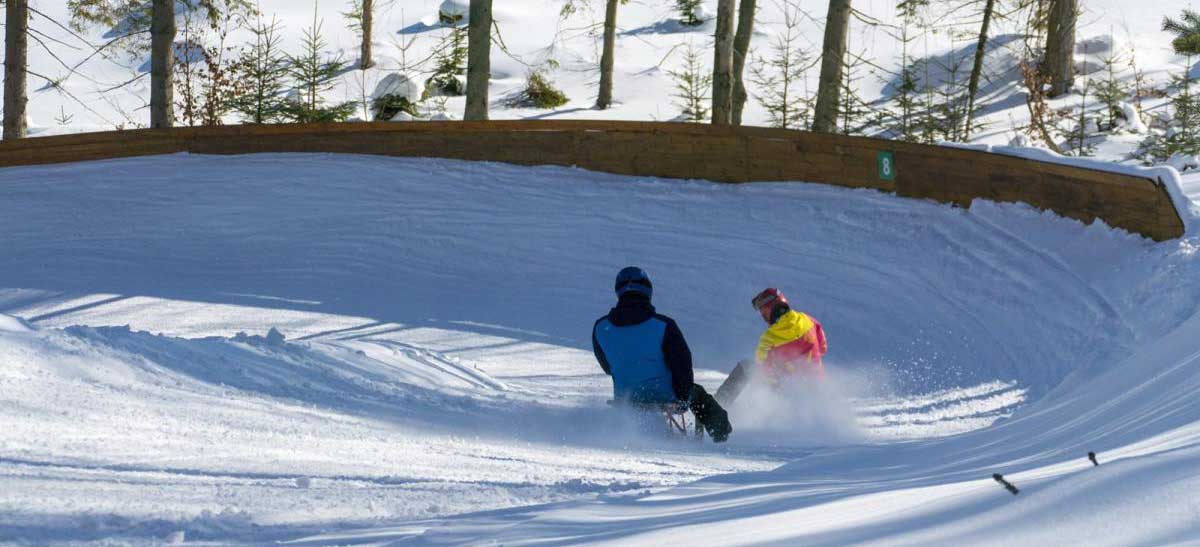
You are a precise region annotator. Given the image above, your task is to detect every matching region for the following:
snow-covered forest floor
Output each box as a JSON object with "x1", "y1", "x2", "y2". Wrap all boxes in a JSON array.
[
  {"x1": 8, "y1": 0, "x2": 1200, "y2": 166},
  {"x1": 1, "y1": 153, "x2": 1199, "y2": 544}
]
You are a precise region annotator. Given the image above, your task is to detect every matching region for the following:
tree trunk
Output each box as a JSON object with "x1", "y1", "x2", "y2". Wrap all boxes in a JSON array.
[
  {"x1": 1043, "y1": 0, "x2": 1076, "y2": 97},
  {"x1": 812, "y1": 0, "x2": 851, "y2": 133},
  {"x1": 360, "y1": 0, "x2": 374, "y2": 69},
  {"x1": 464, "y1": 0, "x2": 493, "y2": 120},
  {"x1": 150, "y1": 0, "x2": 176, "y2": 128},
  {"x1": 3, "y1": 0, "x2": 28, "y2": 140},
  {"x1": 964, "y1": 0, "x2": 996, "y2": 139},
  {"x1": 731, "y1": 0, "x2": 756, "y2": 125},
  {"x1": 710, "y1": 0, "x2": 736, "y2": 125},
  {"x1": 596, "y1": 0, "x2": 618, "y2": 109}
]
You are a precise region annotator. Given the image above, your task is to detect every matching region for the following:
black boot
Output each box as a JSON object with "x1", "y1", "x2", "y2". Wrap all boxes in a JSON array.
[{"x1": 690, "y1": 384, "x2": 732, "y2": 443}]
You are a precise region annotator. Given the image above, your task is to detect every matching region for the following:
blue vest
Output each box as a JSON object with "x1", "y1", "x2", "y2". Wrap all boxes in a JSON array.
[{"x1": 594, "y1": 316, "x2": 675, "y2": 403}]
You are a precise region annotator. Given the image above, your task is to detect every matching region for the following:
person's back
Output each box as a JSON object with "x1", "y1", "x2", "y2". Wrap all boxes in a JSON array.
[
  {"x1": 592, "y1": 267, "x2": 731, "y2": 442},
  {"x1": 592, "y1": 291, "x2": 690, "y2": 404}
]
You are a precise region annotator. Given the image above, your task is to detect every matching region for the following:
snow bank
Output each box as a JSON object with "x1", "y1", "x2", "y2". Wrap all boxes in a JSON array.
[
  {"x1": 438, "y1": 0, "x2": 470, "y2": 23},
  {"x1": 0, "y1": 153, "x2": 1154, "y2": 398},
  {"x1": 371, "y1": 72, "x2": 424, "y2": 104},
  {"x1": 0, "y1": 313, "x2": 34, "y2": 333}
]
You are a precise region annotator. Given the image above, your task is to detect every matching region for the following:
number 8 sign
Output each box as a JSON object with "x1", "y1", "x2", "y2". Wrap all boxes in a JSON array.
[{"x1": 877, "y1": 151, "x2": 896, "y2": 182}]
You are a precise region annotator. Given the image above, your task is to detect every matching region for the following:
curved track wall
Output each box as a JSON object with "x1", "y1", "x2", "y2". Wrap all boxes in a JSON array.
[{"x1": 0, "y1": 120, "x2": 1184, "y2": 240}]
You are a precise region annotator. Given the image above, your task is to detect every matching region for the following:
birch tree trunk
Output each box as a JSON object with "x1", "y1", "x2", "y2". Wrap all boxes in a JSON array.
[
  {"x1": 731, "y1": 0, "x2": 756, "y2": 125},
  {"x1": 812, "y1": 0, "x2": 851, "y2": 133},
  {"x1": 596, "y1": 0, "x2": 619, "y2": 109},
  {"x1": 464, "y1": 0, "x2": 493, "y2": 120},
  {"x1": 964, "y1": 0, "x2": 996, "y2": 139},
  {"x1": 3, "y1": 0, "x2": 29, "y2": 139},
  {"x1": 1043, "y1": 0, "x2": 1076, "y2": 97},
  {"x1": 150, "y1": 0, "x2": 176, "y2": 128}
]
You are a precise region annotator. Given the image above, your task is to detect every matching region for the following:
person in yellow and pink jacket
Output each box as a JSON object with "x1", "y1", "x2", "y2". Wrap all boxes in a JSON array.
[{"x1": 715, "y1": 288, "x2": 828, "y2": 405}]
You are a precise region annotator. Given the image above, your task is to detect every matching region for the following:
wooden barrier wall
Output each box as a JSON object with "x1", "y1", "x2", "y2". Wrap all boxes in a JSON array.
[{"x1": 0, "y1": 120, "x2": 1185, "y2": 241}]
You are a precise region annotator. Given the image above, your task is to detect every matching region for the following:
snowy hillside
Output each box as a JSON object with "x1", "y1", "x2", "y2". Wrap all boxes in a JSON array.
[
  {"x1": 1, "y1": 152, "x2": 1200, "y2": 544},
  {"x1": 9, "y1": 0, "x2": 1200, "y2": 164}
]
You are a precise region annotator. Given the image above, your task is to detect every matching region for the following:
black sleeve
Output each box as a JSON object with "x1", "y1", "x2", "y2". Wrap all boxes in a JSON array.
[
  {"x1": 592, "y1": 319, "x2": 611, "y2": 375},
  {"x1": 660, "y1": 317, "x2": 695, "y2": 401}
]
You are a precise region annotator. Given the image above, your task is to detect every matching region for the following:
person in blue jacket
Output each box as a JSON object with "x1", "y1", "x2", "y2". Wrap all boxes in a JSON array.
[{"x1": 592, "y1": 266, "x2": 731, "y2": 442}]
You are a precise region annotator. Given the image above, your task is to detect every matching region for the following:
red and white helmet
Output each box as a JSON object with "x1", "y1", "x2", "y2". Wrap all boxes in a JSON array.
[{"x1": 752, "y1": 288, "x2": 788, "y2": 318}]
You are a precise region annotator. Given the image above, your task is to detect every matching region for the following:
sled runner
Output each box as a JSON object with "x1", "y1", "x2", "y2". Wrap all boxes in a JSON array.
[{"x1": 609, "y1": 399, "x2": 705, "y2": 441}]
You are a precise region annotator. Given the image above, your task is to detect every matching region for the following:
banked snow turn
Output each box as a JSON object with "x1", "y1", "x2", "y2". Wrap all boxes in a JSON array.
[{"x1": 1, "y1": 153, "x2": 1199, "y2": 545}]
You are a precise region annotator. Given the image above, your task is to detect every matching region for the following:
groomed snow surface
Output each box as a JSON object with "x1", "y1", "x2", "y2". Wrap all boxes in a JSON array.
[{"x1": 2, "y1": 153, "x2": 1200, "y2": 545}]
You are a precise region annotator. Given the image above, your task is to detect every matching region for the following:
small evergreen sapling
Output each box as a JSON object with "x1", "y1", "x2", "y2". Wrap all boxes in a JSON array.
[
  {"x1": 1140, "y1": 11, "x2": 1200, "y2": 161},
  {"x1": 886, "y1": 3, "x2": 930, "y2": 143},
  {"x1": 677, "y1": 0, "x2": 705, "y2": 27},
  {"x1": 284, "y1": 8, "x2": 358, "y2": 123},
  {"x1": 747, "y1": 0, "x2": 811, "y2": 129},
  {"x1": 1091, "y1": 37, "x2": 1129, "y2": 131},
  {"x1": 1060, "y1": 73, "x2": 1097, "y2": 156},
  {"x1": 231, "y1": 15, "x2": 289, "y2": 123},
  {"x1": 669, "y1": 41, "x2": 712, "y2": 122},
  {"x1": 508, "y1": 68, "x2": 570, "y2": 109},
  {"x1": 838, "y1": 52, "x2": 873, "y2": 135},
  {"x1": 1142, "y1": 57, "x2": 1200, "y2": 161},
  {"x1": 428, "y1": 27, "x2": 468, "y2": 97}
]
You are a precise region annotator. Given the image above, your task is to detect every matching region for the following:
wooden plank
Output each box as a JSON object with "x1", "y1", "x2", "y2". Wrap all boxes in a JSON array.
[{"x1": 0, "y1": 121, "x2": 1185, "y2": 241}]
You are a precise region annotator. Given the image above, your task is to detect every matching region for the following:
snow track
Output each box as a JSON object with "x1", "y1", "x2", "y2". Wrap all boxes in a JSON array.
[{"x1": 1, "y1": 153, "x2": 1199, "y2": 544}]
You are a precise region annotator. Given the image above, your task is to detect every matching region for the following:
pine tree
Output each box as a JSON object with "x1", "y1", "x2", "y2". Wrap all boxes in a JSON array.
[
  {"x1": 886, "y1": 0, "x2": 933, "y2": 143},
  {"x1": 1140, "y1": 10, "x2": 1200, "y2": 160},
  {"x1": 1163, "y1": 9, "x2": 1200, "y2": 56},
  {"x1": 748, "y1": 0, "x2": 811, "y2": 129},
  {"x1": 1091, "y1": 37, "x2": 1128, "y2": 131},
  {"x1": 1142, "y1": 57, "x2": 1200, "y2": 161},
  {"x1": 231, "y1": 15, "x2": 288, "y2": 123},
  {"x1": 1061, "y1": 72, "x2": 1095, "y2": 156},
  {"x1": 429, "y1": 27, "x2": 468, "y2": 97},
  {"x1": 283, "y1": 7, "x2": 357, "y2": 123},
  {"x1": 894, "y1": 48, "x2": 929, "y2": 140},
  {"x1": 670, "y1": 41, "x2": 712, "y2": 122},
  {"x1": 838, "y1": 52, "x2": 872, "y2": 135},
  {"x1": 930, "y1": 36, "x2": 980, "y2": 142}
]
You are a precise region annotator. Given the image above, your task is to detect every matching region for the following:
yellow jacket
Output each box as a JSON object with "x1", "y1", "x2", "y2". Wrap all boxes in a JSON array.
[{"x1": 755, "y1": 310, "x2": 827, "y2": 379}]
